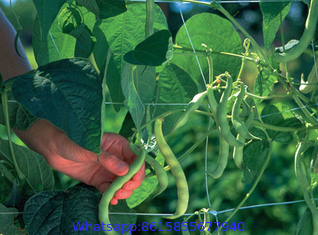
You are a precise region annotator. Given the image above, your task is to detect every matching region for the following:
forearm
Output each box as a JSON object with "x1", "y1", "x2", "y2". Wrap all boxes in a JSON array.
[
  {"x1": 0, "y1": 8, "x2": 31, "y2": 81},
  {"x1": 0, "y1": 9, "x2": 57, "y2": 158}
]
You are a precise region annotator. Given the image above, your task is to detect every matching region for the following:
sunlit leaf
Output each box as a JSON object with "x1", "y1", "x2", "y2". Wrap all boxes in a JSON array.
[
  {"x1": 260, "y1": 0, "x2": 291, "y2": 50},
  {"x1": 172, "y1": 13, "x2": 242, "y2": 89}
]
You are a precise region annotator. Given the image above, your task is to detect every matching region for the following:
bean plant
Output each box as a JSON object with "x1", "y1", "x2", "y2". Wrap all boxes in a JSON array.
[{"x1": 0, "y1": 0, "x2": 317, "y2": 234}]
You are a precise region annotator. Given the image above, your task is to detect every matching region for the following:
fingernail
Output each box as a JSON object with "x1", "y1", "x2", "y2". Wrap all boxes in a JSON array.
[{"x1": 116, "y1": 162, "x2": 128, "y2": 173}]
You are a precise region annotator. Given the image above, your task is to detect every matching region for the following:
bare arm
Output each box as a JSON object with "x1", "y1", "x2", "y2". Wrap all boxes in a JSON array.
[{"x1": 0, "y1": 8, "x2": 31, "y2": 80}]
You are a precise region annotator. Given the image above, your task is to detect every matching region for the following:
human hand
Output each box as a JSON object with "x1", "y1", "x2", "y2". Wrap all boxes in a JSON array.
[{"x1": 14, "y1": 119, "x2": 145, "y2": 205}]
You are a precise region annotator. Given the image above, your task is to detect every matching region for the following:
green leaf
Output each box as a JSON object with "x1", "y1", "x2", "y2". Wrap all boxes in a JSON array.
[
  {"x1": 118, "y1": 112, "x2": 135, "y2": 139},
  {"x1": 121, "y1": 64, "x2": 156, "y2": 130},
  {"x1": 260, "y1": 0, "x2": 291, "y2": 50},
  {"x1": 261, "y1": 104, "x2": 295, "y2": 143},
  {"x1": 126, "y1": 175, "x2": 158, "y2": 208},
  {"x1": 152, "y1": 63, "x2": 198, "y2": 134},
  {"x1": 253, "y1": 67, "x2": 277, "y2": 105},
  {"x1": 23, "y1": 186, "x2": 105, "y2": 235},
  {"x1": 11, "y1": 58, "x2": 102, "y2": 154},
  {"x1": 296, "y1": 207, "x2": 313, "y2": 235},
  {"x1": 0, "y1": 137, "x2": 54, "y2": 195},
  {"x1": 172, "y1": 13, "x2": 242, "y2": 89},
  {"x1": 3, "y1": 181, "x2": 23, "y2": 209},
  {"x1": 76, "y1": 0, "x2": 127, "y2": 19},
  {"x1": 0, "y1": 78, "x2": 38, "y2": 130},
  {"x1": 69, "y1": 23, "x2": 96, "y2": 58},
  {"x1": 0, "y1": 175, "x2": 12, "y2": 203},
  {"x1": 108, "y1": 200, "x2": 136, "y2": 235},
  {"x1": 92, "y1": 3, "x2": 168, "y2": 108},
  {"x1": 121, "y1": 64, "x2": 145, "y2": 130},
  {"x1": 249, "y1": 127, "x2": 267, "y2": 141},
  {"x1": 0, "y1": 203, "x2": 27, "y2": 235},
  {"x1": 58, "y1": 6, "x2": 82, "y2": 34},
  {"x1": 242, "y1": 140, "x2": 270, "y2": 184},
  {"x1": 33, "y1": 14, "x2": 76, "y2": 66},
  {"x1": 124, "y1": 30, "x2": 173, "y2": 66},
  {"x1": 33, "y1": 5, "x2": 96, "y2": 66},
  {"x1": 32, "y1": 0, "x2": 66, "y2": 43}
]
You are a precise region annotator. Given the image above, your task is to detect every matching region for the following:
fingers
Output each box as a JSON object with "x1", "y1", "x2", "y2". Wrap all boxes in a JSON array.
[
  {"x1": 101, "y1": 133, "x2": 136, "y2": 162},
  {"x1": 123, "y1": 162, "x2": 145, "y2": 190},
  {"x1": 108, "y1": 162, "x2": 146, "y2": 205},
  {"x1": 98, "y1": 151, "x2": 130, "y2": 176}
]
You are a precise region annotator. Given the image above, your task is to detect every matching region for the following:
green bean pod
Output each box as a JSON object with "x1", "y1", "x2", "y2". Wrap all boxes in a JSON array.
[
  {"x1": 208, "y1": 130, "x2": 230, "y2": 178},
  {"x1": 145, "y1": 0, "x2": 155, "y2": 37},
  {"x1": 233, "y1": 109, "x2": 254, "y2": 169},
  {"x1": 99, "y1": 144, "x2": 146, "y2": 235},
  {"x1": 217, "y1": 75, "x2": 245, "y2": 147},
  {"x1": 294, "y1": 141, "x2": 318, "y2": 234},
  {"x1": 275, "y1": 0, "x2": 318, "y2": 63},
  {"x1": 231, "y1": 85, "x2": 260, "y2": 140},
  {"x1": 154, "y1": 118, "x2": 189, "y2": 219},
  {"x1": 207, "y1": 85, "x2": 218, "y2": 117},
  {"x1": 145, "y1": 155, "x2": 169, "y2": 198},
  {"x1": 174, "y1": 91, "x2": 207, "y2": 130},
  {"x1": 294, "y1": 141, "x2": 310, "y2": 188}
]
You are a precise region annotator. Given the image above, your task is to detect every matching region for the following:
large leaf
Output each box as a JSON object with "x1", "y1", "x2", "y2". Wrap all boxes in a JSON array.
[
  {"x1": 260, "y1": 0, "x2": 291, "y2": 50},
  {"x1": 32, "y1": 0, "x2": 66, "y2": 43},
  {"x1": 23, "y1": 186, "x2": 105, "y2": 235},
  {"x1": 0, "y1": 78, "x2": 38, "y2": 130},
  {"x1": 121, "y1": 63, "x2": 156, "y2": 130},
  {"x1": 260, "y1": 104, "x2": 295, "y2": 144},
  {"x1": 92, "y1": 3, "x2": 168, "y2": 108},
  {"x1": 152, "y1": 63, "x2": 198, "y2": 134},
  {"x1": 172, "y1": 13, "x2": 242, "y2": 89},
  {"x1": 0, "y1": 203, "x2": 27, "y2": 235},
  {"x1": 76, "y1": 0, "x2": 127, "y2": 19},
  {"x1": 242, "y1": 139, "x2": 270, "y2": 184},
  {"x1": 11, "y1": 58, "x2": 102, "y2": 154},
  {"x1": 0, "y1": 137, "x2": 54, "y2": 195},
  {"x1": 124, "y1": 30, "x2": 173, "y2": 66},
  {"x1": 33, "y1": 14, "x2": 76, "y2": 67}
]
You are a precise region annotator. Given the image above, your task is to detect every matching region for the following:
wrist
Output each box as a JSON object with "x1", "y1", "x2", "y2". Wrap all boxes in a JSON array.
[{"x1": 13, "y1": 119, "x2": 62, "y2": 160}]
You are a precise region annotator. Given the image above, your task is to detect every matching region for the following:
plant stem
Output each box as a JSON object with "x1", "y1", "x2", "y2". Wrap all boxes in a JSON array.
[
  {"x1": 251, "y1": 120, "x2": 316, "y2": 132},
  {"x1": 246, "y1": 91, "x2": 291, "y2": 100},
  {"x1": 1, "y1": 89, "x2": 23, "y2": 180},
  {"x1": 295, "y1": 141, "x2": 318, "y2": 235},
  {"x1": 216, "y1": 5, "x2": 269, "y2": 65},
  {"x1": 173, "y1": 45, "x2": 256, "y2": 62},
  {"x1": 293, "y1": 95, "x2": 318, "y2": 125}
]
